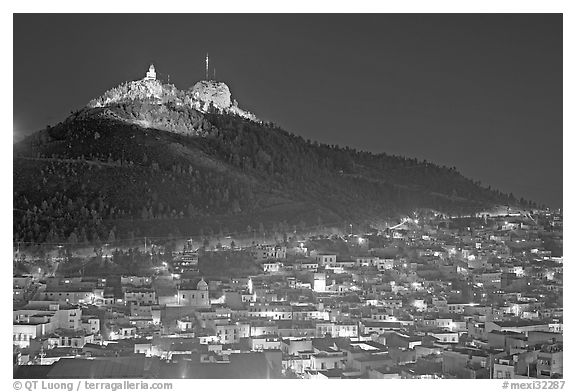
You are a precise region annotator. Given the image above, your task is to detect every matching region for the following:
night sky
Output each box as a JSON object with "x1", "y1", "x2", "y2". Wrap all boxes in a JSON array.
[{"x1": 13, "y1": 14, "x2": 562, "y2": 208}]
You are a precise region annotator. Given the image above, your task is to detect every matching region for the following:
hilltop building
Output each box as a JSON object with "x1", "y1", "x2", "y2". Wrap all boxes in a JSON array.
[{"x1": 144, "y1": 64, "x2": 156, "y2": 81}]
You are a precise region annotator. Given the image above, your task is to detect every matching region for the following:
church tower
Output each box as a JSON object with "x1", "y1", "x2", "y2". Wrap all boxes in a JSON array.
[{"x1": 144, "y1": 64, "x2": 156, "y2": 81}]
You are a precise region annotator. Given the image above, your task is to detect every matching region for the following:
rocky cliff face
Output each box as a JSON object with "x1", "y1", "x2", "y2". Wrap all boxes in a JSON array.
[
  {"x1": 189, "y1": 80, "x2": 258, "y2": 122},
  {"x1": 190, "y1": 80, "x2": 232, "y2": 109},
  {"x1": 87, "y1": 68, "x2": 258, "y2": 126},
  {"x1": 88, "y1": 79, "x2": 172, "y2": 108}
]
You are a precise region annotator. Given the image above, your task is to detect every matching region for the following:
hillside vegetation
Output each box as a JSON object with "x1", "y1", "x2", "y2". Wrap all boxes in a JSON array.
[{"x1": 13, "y1": 98, "x2": 535, "y2": 249}]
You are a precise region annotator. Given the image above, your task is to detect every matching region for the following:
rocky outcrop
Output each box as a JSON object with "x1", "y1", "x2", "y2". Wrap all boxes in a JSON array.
[
  {"x1": 88, "y1": 79, "x2": 179, "y2": 108},
  {"x1": 87, "y1": 67, "x2": 259, "y2": 125},
  {"x1": 190, "y1": 80, "x2": 231, "y2": 109},
  {"x1": 189, "y1": 80, "x2": 258, "y2": 121}
]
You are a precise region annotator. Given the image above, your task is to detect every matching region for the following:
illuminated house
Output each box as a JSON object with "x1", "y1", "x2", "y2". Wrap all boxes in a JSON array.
[
  {"x1": 215, "y1": 323, "x2": 240, "y2": 344},
  {"x1": 376, "y1": 259, "x2": 395, "y2": 271},
  {"x1": 262, "y1": 261, "x2": 282, "y2": 273},
  {"x1": 355, "y1": 256, "x2": 380, "y2": 267},
  {"x1": 81, "y1": 316, "x2": 100, "y2": 335},
  {"x1": 536, "y1": 344, "x2": 563, "y2": 378},
  {"x1": 315, "y1": 322, "x2": 358, "y2": 338},
  {"x1": 176, "y1": 317, "x2": 194, "y2": 332},
  {"x1": 253, "y1": 245, "x2": 287, "y2": 262},
  {"x1": 249, "y1": 335, "x2": 282, "y2": 351},
  {"x1": 46, "y1": 330, "x2": 94, "y2": 349},
  {"x1": 313, "y1": 273, "x2": 326, "y2": 292},
  {"x1": 493, "y1": 356, "x2": 516, "y2": 379},
  {"x1": 310, "y1": 339, "x2": 347, "y2": 371},
  {"x1": 292, "y1": 305, "x2": 330, "y2": 321},
  {"x1": 427, "y1": 329, "x2": 459, "y2": 344},
  {"x1": 360, "y1": 321, "x2": 403, "y2": 335},
  {"x1": 43, "y1": 287, "x2": 96, "y2": 305},
  {"x1": 120, "y1": 276, "x2": 152, "y2": 287},
  {"x1": 243, "y1": 302, "x2": 293, "y2": 320},
  {"x1": 13, "y1": 302, "x2": 82, "y2": 348},
  {"x1": 300, "y1": 261, "x2": 319, "y2": 272},
  {"x1": 172, "y1": 250, "x2": 199, "y2": 274},
  {"x1": 123, "y1": 287, "x2": 156, "y2": 306},
  {"x1": 315, "y1": 254, "x2": 337, "y2": 266}
]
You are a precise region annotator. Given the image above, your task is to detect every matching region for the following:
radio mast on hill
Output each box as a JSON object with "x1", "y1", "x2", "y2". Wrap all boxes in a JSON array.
[{"x1": 205, "y1": 53, "x2": 209, "y2": 80}]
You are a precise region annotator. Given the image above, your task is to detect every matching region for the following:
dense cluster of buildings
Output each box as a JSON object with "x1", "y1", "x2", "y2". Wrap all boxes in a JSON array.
[{"x1": 13, "y1": 210, "x2": 563, "y2": 379}]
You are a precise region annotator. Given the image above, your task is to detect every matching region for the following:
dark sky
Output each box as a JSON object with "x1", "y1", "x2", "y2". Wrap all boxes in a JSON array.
[{"x1": 13, "y1": 14, "x2": 562, "y2": 208}]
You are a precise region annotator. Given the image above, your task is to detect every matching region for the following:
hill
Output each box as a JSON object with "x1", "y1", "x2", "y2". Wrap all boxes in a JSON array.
[{"x1": 13, "y1": 71, "x2": 536, "y2": 249}]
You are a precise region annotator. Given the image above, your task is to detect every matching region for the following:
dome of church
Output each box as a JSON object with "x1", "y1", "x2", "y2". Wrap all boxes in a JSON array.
[{"x1": 197, "y1": 277, "x2": 208, "y2": 291}]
